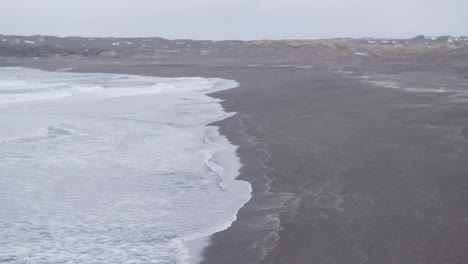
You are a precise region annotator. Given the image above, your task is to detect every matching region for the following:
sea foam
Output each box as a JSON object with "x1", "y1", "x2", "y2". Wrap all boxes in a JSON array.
[{"x1": 0, "y1": 67, "x2": 251, "y2": 264}]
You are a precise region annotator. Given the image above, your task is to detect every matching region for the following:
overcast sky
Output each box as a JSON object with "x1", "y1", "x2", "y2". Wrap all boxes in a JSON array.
[{"x1": 1, "y1": 0, "x2": 467, "y2": 40}]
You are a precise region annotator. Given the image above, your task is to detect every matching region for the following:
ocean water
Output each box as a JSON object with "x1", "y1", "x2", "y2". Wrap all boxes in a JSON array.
[{"x1": 0, "y1": 67, "x2": 251, "y2": 264}]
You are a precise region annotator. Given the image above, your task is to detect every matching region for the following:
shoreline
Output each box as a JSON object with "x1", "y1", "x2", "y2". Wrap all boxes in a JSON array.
[
  {"x1": 185, "y1": 78, "x2": 253, "y2": 264},
  {"x1": 3, "y1": 55, "x2": 468, "y2": 263}
]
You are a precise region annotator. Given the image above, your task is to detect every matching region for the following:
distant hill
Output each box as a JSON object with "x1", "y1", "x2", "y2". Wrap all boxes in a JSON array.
[{"x1": 1, "y1": 34, "x2": 467, "y2": 58}]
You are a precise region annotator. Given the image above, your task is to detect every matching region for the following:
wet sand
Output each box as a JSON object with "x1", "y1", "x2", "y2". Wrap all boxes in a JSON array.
[{"x1": 2, "y1": 53, "x2": 468, "y2": 263}]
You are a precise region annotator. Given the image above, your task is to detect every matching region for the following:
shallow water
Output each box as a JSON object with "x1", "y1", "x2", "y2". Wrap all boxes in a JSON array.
[{"x1": 0, "y1": 67, "x2": 251, "y2": 264}]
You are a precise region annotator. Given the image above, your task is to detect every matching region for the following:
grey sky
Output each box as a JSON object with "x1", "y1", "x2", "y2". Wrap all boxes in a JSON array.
[{"x1": 1, "y1": 0, "x2": 467, "y2": 40}]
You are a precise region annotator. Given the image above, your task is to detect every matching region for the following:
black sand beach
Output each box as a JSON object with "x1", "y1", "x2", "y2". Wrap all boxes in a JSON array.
[{"x1": 2, "y1": 46, "x2": 468, "y2": 263}]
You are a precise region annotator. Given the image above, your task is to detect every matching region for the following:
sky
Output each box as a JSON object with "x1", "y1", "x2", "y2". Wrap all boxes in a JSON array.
[{"x1": 1, "y1": 0, "x2": 467, "y2": 40}]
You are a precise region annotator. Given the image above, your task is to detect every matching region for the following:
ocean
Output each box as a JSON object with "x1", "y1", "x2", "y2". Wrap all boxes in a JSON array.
[{"x1": 0, "y1": 67, "x2": 251, "y2": 264}]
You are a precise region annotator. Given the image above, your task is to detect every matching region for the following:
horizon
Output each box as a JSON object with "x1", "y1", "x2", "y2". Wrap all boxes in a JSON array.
[{"x1": 1, "y1": 33, "x2": 467, "y2": 42}]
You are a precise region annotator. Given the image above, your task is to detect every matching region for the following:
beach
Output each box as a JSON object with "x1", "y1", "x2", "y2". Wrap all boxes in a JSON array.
[{"x1": 2, "y1": 50, "x2": 468, "y2": 263}]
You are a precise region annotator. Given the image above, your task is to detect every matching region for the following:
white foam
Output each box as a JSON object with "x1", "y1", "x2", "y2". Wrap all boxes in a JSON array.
[
  {"x1": 0, "y1": 67, "x2": 251, "y2": 264},
  {"x1": 0, "y1": 70, "x2": 184, "y2": 105}
]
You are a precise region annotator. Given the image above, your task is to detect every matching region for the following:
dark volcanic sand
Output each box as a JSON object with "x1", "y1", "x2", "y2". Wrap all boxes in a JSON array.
[{"x1": 2, "y1": 53, "x2": 468, "y2": 264}]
